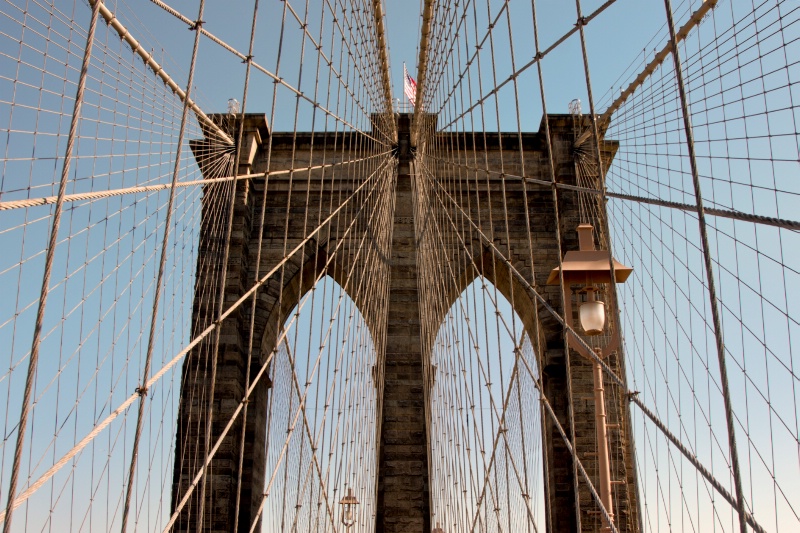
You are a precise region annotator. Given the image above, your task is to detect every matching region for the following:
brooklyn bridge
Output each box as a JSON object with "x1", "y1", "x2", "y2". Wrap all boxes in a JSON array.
[{"x1": 0, "y1": 0, "x2": 798, "y2": 531}]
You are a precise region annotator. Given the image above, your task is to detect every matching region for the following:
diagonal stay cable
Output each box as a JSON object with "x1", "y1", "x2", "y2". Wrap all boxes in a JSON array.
[
  {"x1": 144, "y1": 0, "x2": 383, "y2": 144},
  {"x1": 417, "y1": 157, "x2": 767, "y2": 533},
  {"x1": 415, "y1": 159, "x2": 595, "y2": 532},
  {"x1": 88, "y1": 0, "x2": 233, "y2": 145},
  {"x1": 437, "y1": 0, "x2": 617, "y2": 131},
  {"x1": 0, "y1": 155, "x2": 394, "y2": 525},
  {"x1": 169, "y1": 167, "x2": 390, "y2": 532},
  {"x1": 421, "y1": 152, "x2": 622, "y2": 530},
  {"x1": 0, "y1": 152, "x2": 390, "y2": 211},
  {"x1": 1, "y1": 3, "x2": 103, "y2": 531},
  {"x1": 245, "y1": 161, "x2": 394, "y2": 533},
  {"x1": 426, "y1": 154, "x2": 800, "y2": 231}
]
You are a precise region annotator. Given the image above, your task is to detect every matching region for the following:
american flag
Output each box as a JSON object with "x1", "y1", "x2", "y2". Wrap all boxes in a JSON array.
[{"x1": 404, "y1": 64, "x2": 417, "y2": 107}]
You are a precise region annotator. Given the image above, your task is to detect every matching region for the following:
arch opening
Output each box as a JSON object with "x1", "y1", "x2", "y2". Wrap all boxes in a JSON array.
[
  {"x1": 259, "y1": 274, "x2": 379, "y2": 532},
  {"x1": 425, "y1": 276, "x2": 547, "y2": 532}
]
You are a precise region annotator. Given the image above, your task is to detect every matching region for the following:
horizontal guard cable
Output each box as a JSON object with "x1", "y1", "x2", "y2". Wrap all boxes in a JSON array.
[
  {"x1": 0, "y1": 155, "x2": 394, "y2": 525},
  {"x1": 438, "y1": 0, "x2": 617, "y2": 131},
  {"x1": 88, "y1": 0, "x2": 233, "y2": 145},
  {"x1": 428, "y1": 155, "x2": 800, "y2": 231},
  {"x1": 145, "y1": 0, "x2": 382, "y2": 144},
  {"x1": 0, "y1": 151, "x2": 390, "y2": 211},
  {"x1": 419, "y1": 159, "x2": 767, "y2": 533}
]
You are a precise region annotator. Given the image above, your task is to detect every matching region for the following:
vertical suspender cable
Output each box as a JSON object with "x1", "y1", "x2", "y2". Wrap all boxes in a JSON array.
[
  {"x1": 195, "y1": 0, "x2": 257, "y2": 521},
  {"x1": 661, "y1": 0, "x2": 748, "y2": 531},
  {"x1": 1, "y1": 2, "x2": 102, "y2": 531},
  {"x1": 528, "y1": 1, "x2": 583, "y2": 528},
  {"x1": 371, "y1": 0, "x2": 396, "y2": 140},
  {"x1": 571, "y1": 0, "x2": 631, "y2": 529},
  {"x1": 413, "y1": 0, "x2": 436, "y2": 143},
  {"x1": 232, "y1": 1, "x2": 263, "y2": 529},
  {"x1": 118, "y1": 0, "x2": 212, "y2": 529}
]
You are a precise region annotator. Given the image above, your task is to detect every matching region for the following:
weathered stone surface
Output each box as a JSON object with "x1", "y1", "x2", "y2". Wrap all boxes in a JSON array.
[
  {"x1": 375, "y1": 113, "x2": 430, "y2": 533},
  {"x1": 173, "y1": 113, "x2": 639, "y2": 533}
]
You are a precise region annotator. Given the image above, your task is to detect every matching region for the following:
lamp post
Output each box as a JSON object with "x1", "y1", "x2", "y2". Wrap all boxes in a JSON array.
[
  {"x1": 339, "y1": 487, "x2": 359, "y2": 529},
  {"x1": 432, "y1": 522, "x2": 445, "y2": 533},
  {"x1": 547, "y1": 224, "x2": 632, "y2": 532}
]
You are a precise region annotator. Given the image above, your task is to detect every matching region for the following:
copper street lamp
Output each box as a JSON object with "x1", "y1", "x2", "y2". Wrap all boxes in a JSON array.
[{"x1": 547, "y1": 224, "x2": 632, "y2": 532}]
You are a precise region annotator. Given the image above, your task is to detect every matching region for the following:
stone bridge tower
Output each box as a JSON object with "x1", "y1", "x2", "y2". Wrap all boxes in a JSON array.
[{"x1": 171, "y1": 112, "x2": 640, "y2": 532}]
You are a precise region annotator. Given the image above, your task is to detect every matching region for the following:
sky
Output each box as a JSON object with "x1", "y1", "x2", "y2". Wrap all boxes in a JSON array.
[
  {"x1": 1, "y1": 0, "x2": 798, "y2": 531},
  {"x1": 118, "y1": 0, "x2": 678, "y2": 132}
]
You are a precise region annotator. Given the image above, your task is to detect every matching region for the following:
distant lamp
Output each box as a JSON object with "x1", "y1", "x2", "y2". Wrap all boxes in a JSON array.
[
  {"x1": 547, "y1": 223, "x2": 633, "y2": 533},
  {"x1": 339, "y1": 487, "x2": 359, "y2": 528},
  {"x1": 432, "y1": 522, "x2": 446, "y2": 533}
]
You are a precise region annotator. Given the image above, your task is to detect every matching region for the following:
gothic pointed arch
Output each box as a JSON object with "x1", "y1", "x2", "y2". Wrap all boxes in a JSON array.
[
  {"x1": 256, "y1": 244, "x2": 380, "y2": 366},
  {"x1": 427, "y1": 246, "x2": 561, "y2": 361}
]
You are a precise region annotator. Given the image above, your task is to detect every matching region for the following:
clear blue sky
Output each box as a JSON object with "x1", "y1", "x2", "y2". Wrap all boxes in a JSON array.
[
  {"x1": 129, "y1": 0, "x2": 675, "y2": 130},
  {"x1": 2, "y1": 0, "x2": 797, "y2": 531}
]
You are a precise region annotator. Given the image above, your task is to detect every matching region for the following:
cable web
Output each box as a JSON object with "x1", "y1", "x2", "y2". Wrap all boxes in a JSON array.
[
  {"x1": 602, "y1": 0, "x2": 800, "y2": 530},
  {"x1": 413, "y1": 0, "x2": 798, "y2": 532},
  {"x1": 0, "y1": 0, "x2": 394, "y2": 531},
  {"x1": 1, "y1": 0, "x2": 799, "y2": 532}
]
